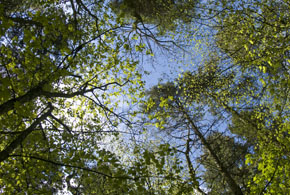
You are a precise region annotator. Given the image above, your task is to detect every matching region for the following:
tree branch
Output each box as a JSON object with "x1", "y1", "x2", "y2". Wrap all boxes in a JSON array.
[
  {"x1": 9, "y1": 154, "x2": 131, "y2": 179},
  {"x1": 5, "y1": 16, "x2": 43, "y2": 27},
  {"x1": 0, "y1": 85, "x2": 44, "y2": 116},
  {"x1": 0, "y1": 103, "x2": 53, "y2": 163}
]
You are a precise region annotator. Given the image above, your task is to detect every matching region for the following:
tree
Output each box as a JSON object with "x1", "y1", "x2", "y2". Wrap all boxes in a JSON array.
[
  {"x1": 198, "y1": 132, "x2": 253, "y2": 195},
  {"x1": 0, "y1": 0, "x2": 176, "y2": 193},
  {"x1": 140, "y1": 0, "x2": 290, "y2": 193},
  {"x1": 110, "y1": 0, "x2": 198, "y2": 33},
  {"x1": 141, "y1": 66, "x2": 252, "y2": 194},
  {"x1": 211, "y1": 0, "x2": 290, "y2": 193},
  {"x1": 2, "y1": 0, "x2": 290, "y2": 193}
]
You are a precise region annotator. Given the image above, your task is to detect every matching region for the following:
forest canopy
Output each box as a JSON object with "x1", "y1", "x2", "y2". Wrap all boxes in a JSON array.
[{"x1": 1, "y1": 0, "x2": 290, "y2": 194}]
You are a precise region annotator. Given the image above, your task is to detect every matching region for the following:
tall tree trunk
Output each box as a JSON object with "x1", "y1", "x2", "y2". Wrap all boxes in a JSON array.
[{"x1": 179, "y1": 103, "x2": 243, "y2": 195}]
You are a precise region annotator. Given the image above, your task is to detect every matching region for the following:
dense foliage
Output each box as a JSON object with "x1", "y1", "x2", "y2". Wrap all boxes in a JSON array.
[
  {"x1": 0, "y1": 0, "x2": 181, "y2": 193},
  {"x1": 1, "y1": 0, "x2": 290, "y2": 194}
]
